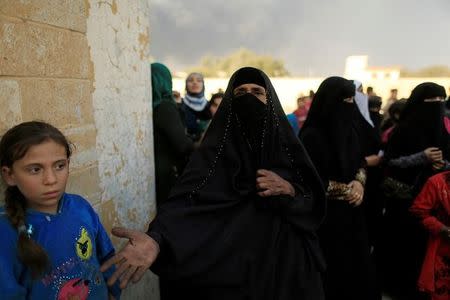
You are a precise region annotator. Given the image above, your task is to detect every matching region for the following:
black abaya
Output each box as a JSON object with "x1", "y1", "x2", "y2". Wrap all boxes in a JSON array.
[{"x1": 148, "y1": 67, "x2": 327, "y2": 300}]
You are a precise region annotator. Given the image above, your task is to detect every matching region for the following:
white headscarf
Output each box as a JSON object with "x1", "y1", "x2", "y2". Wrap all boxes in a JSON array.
[{"x1": 353, "y1": 80, "x2": 374, "y2": 127}]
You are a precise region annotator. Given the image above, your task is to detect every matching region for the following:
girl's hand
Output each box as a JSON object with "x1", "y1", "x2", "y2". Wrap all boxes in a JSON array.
[
  {"x1": 346, "y1": 180, "x2": 364, "y2": 206},
  {"x1": 256, "y1": 169, "x2": 295, "y2": 197},
  {"x1": 424, "y1": 147, "x2": 443, "y2": 163},
  {"x1": 101, "y1": 228, "x2": 160, "y2": 289}
]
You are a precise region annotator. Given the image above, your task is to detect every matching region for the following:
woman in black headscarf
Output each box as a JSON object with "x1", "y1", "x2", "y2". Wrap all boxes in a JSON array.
[
  {"x1": 380, "y1": 82, "x2": 448, "y2": 300},
  {"x1": 299, "y1": 77, "x2": 373, "y2": 300},
  {"x1": 101, "y1": 67, "x2": 327, "y2": 300}
]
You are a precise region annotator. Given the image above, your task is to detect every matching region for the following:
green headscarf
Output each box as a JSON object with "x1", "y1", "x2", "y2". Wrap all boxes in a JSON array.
[{"x1": 151, "y1": 62, "x2": 175, "y2": 108}]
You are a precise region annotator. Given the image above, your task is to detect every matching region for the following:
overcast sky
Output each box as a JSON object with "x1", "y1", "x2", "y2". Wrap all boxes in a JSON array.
[{"x1": 149, "y1": 0, "x2": 450, "y2": 76}]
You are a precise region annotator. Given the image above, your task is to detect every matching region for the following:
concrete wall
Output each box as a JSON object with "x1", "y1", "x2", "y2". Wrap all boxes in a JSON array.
[{"x1": 0, "y1": 1, "x2": 158, "y2": 298}]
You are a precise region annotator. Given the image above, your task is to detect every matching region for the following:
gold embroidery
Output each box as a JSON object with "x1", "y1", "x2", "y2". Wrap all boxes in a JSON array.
[
  {"x1": 327, "y1": 181, "x2": 351, "y2": 200},
  {"x1": 355, "y1": 168, "x2": 367, "y2": 187}
]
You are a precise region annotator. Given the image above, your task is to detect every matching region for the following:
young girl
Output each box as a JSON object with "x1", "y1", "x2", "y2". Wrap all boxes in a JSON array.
[
  {"x1": 0, "y1": 121, "x2": 121, "y2": 299},
  {"x1": 410, "y1": 171, "x2": 450, "y2": 300}
]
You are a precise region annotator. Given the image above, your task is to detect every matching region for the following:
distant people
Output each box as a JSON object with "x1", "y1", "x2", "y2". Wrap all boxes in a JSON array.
[
  {"x1": 380, "y1": 82, "x2": 448, "y2": 300},
  {"x1": 209, "y1": 92, "x2": 224, "y2": 117},
  {"x1": 445, "y1": 97, "x2": 450, "y2": 133},
  {"x1": 198, "y1": 92, "x2": 224, "y2": 141},
  {"x1": 367, "y1": 86, "x2": 376, "y2": 97},
  {"x1": 173, "y1": 90, "x2": 184, "y2": 120},
  {"x1": 353, "y1": 80, "x2": 374, "y2": 128},
  {"x1": 151, "y1": 63, "x2": 194, "y2": 206},
  {"x1": 286, "y1": 113, "x2": 300, "y2": 135},
  {"x1": 309, "y1": 89, "x2": 315, "y2": 99},
  {"x1": 410, "y1": 171, "x2": 450, "y2": 300},
  {"x1": 353, "y1": 80, "x2": 383, "y2": 167},
  {"x1": 180, "y1": 72, "x2": 212, "y2": 142},
  {"x1": 368, "y1": 95, "x2": 383, "y2": 132},
  {"x1": 295, "y1": 96, "x2": 312, "y2": 128},
  {"x1": 380, "y1": 98, "x2": 407, "y2": 144},
  {"x1": 353, "y1": 82, "x2": 384, "y2": 299},
  {"x1": 382, "y1": 88, "x2": 398, "y2": 116},
  {"x1": 286, "y1": 96, "x2": 311, "y2": 135},
  {"x1": 300, "y1": 77, "x2": 372, "y2": 300},
  {"x1": 102, "y1": 67, "x2": 327, "y2": 300}
]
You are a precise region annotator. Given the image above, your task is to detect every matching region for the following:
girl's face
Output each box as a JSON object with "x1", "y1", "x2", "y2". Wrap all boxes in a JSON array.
[
  {"x1": 186, "y1": 74, "x2": 204, "y2": 94},
  {"x1": 1, "y1": 140, "x2": 69, "y2": 214}
]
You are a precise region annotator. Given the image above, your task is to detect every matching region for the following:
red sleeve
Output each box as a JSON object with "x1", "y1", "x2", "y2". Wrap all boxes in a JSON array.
[{"x1": 410, "y1": 177, "x2": 445, "y2": 236}]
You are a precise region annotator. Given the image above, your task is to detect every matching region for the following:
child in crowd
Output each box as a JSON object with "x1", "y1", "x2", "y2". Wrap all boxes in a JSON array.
[
  {"x1": 0, "y1": 121, "x2": 121, "y2": 299},
  {"x1": 410, "y1": 171, "x2": 450, "y2": 300}
]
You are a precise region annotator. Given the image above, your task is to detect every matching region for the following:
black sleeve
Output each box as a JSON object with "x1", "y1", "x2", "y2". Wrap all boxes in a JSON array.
[
  {"x1": 196, "y1": 103, "x2": 212, "y2": 120},
  {"x1": 300, "y1": 128, "x2": 329, "y2": 186},
  {"x1": 154, "y1": 101, "x2": 194, "y2": 156}
]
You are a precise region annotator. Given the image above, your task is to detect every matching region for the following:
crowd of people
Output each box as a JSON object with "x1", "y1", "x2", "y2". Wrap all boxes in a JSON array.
[{"x1": 0, "y1": 64, "x2": 449, "y2": 300}]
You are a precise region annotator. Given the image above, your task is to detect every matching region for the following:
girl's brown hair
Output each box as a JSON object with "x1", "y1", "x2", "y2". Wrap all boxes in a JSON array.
[{"x1": 0, "y1": 121, "x2": 72, "y2": 278}]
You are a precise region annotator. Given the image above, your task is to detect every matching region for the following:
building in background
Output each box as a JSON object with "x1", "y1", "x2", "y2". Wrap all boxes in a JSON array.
[{"x1": 344, "y1": 55, "x2": 400, "y2": 82}]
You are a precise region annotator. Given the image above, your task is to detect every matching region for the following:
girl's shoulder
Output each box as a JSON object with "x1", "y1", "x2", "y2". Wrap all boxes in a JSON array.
[{"x1": 63, "y1": 193, "x2": 96, "y2": 212}]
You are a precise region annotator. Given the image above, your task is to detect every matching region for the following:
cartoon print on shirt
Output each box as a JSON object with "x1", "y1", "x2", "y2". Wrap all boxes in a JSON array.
[
  {"x1": 76, "y1": 227, "x2": 92, "y2": 260},
  {"x1": 57, "y1": 278, "x2": 90, "y2": 300}
]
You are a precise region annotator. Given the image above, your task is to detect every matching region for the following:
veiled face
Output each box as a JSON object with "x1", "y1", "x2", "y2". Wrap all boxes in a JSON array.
[
  {"x1": 423, "y1": 96, "x2": 445, "y2": 103},
  {"x1": 343, "y1": 96, "x2": 355, "y2": 103},
  {"x1": 233, "y1": 83, "x2": 267, "y2": 104}
]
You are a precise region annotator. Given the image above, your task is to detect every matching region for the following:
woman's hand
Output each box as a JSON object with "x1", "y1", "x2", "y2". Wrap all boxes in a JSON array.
[
  {"x1": 256, "y1": 169, "x2": 295, "y2": 197},
  {"x1": 100, "y1": 227, "x2": 160, "y2": 289},
  {"x1": 424, "y1": 147, "x2": 443, "y2": 163},
  {"x1": 365, "y1": 154, "x2": 382, "y2": 167},
  {"x1": 346, "y1": 180, "x2": 364, "y2": 206}
]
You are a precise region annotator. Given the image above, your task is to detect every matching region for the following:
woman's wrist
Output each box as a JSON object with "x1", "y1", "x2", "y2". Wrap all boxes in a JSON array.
[
  {"x1": 355, "y1": 168, "x2": 367, "y2": 187},
  {"x1": 284, "y1": 181, "x2": 296, "y2": 197}
]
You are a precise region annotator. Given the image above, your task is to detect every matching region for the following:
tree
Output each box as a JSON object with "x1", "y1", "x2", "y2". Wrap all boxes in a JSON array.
[
  {"x1": 400, "y1": 65, "x2": 450, "y2": 77},
  {"x1": 187, "y1": 48, "x2": 290, "y2": 77}
]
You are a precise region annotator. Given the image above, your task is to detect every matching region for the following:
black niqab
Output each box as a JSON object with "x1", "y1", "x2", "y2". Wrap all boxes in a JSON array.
[
  {"x1": 385, "y1": 82, "x2": 448, "y2": 185},
  {"x1": 300, "y1": 76, "x2": 361, "y2": 183},
  {"x1": 386, "y1": 83, "x2": 448, "y2": 158},
  {"x1": 149, "y1": 67, "x2": 326, "y2": 300}
]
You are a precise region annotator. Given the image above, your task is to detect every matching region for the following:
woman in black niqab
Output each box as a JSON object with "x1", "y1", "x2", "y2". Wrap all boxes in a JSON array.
[
  {"x1": 299, "y1": 77, "x2": 373, "y2": 300},
  {"x1": 147, "y1": 67, "x2": 327, "y2": 300},
  {"x1": 380, "y1": 82, "x2": 448, "y2": 300},
  {"x1": 386, "y1": 82, "x2": 448, "y2": 166}
]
